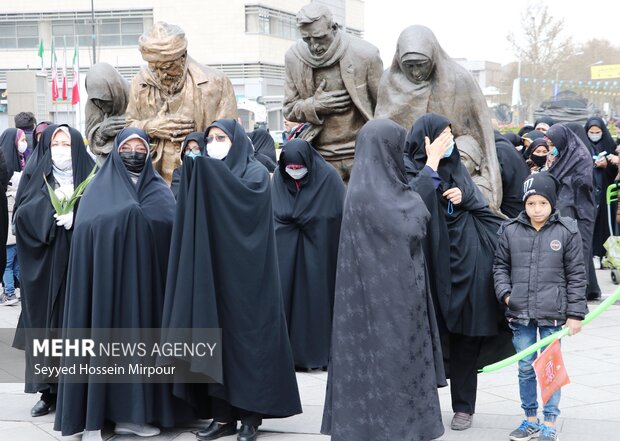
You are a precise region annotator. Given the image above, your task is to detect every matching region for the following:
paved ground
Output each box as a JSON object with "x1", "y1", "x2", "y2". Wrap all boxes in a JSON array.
[{"x1": 1, "y1": 268, "x2": 619, "y2": 441}]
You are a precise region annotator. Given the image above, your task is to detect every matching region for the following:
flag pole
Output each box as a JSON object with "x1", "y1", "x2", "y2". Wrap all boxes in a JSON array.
[{"x1": 76, "y1": 46, "x2": 83, "y2": 134}]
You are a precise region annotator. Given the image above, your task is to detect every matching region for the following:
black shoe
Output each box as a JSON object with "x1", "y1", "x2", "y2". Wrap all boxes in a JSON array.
[
  {"x1": 31, "y1": 399, "x2": 55, "y2": 417},
  {"x1": 587, "y1": 291, "x2": 602, "y2": 301},
  {"x1": 196, "y1": 421, "x2": 237, "y2": 440},
  {"x1": 237, "y1": 424, "x2": 258, "y2": 441}
]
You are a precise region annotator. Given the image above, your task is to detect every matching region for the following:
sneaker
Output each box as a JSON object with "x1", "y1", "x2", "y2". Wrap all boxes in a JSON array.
[
  {"x1": 539, "y1": 424, "x2": 558, "y2": 441},
  {"x1": 0, "y1": 293, "x2": 19, "y2": 306},
  {"x1": 509, "y1": 419, "x2": 540, "y2": 440}
]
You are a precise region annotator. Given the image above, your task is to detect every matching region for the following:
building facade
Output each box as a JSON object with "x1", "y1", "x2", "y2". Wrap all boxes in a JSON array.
[{"x1": 0, "y1": 0, "x2": 365, "y2": 132}]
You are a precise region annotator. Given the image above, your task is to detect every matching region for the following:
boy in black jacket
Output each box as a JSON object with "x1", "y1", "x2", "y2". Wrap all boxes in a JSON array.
[{"x1": 493, "y1": 171, "x2": 587, "y2": 441}]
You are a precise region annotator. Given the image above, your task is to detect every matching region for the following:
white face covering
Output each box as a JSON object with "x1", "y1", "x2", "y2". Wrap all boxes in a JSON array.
[
  {"x1": 207, "y1": 141, "x2": 231, "y2": 160},
  {"x1": 588, "y1": 133, "x2": 603, "y2": 143},
  {"x1": 286, "y1": 166, "x2": 308, "y2": 180},
  {"x1": 51, "y1": 148, "x2": 73, "y2": 171},
  {"x1": 18, "y1": 141, "x2": 28, "y2": 153}
]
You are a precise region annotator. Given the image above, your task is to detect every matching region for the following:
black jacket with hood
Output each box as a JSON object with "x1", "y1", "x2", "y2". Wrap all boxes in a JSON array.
[{"x1": 493, "y1": 210, "x2": 588, "y2": 327}]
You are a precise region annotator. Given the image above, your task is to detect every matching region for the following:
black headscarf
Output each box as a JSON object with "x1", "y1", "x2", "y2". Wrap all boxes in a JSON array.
[
  {"x1": 53, "y1": 128, "x2": 183, "y2": 435},
  {"x1": 12, "y1": 124, "x2": 95, "y2": 395},
  {"x1": 321, "y1": 119, "x2": 446, "y2": 441},
  {"x1": 405, "y1": 113, "x2": 503, "y2": 337},
  {"x1": 521, "y1": 130, "x2": 547, "y2": 159},
  {"x1": 517, "y1": 125, "x2": 535, "y2": 138},
  {"x1": 162, "y1": 118, "x2": 301, "y2": 418},
  {"x1": 0, "y1": 128, "x2": 24, "y2": 177},
  {"x1": 525, "y1": 138, "x2": 550, "y2": 160},
  {"x1": 249, "y1": 128, "x2": 277, "y2": 172},
  {"x1": 503, "y1": 132, "x2": 521, "y2": 147},
  {"x1": 170, "y1": 131, "x2": 206, "y2": 198},
  {"x1": 272, "y1": 139, "x2": 345, "y2": 369},
  {"x1": 585, "y1": 117, "x2": 616, "y2": 155},
  {"x1": 547, "y1": 123, "x2": 595, "y2": 222},
  {"x1": 534, "y1": 116, "x2": 556, "y2": 130},
  {"x1": 494, "y1": 130, "x2": 530, "y2": 218}
]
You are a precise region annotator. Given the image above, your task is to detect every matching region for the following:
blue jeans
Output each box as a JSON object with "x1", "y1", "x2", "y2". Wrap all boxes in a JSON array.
[
  {"x1": 3, "y1": 245, "x2": 20, "y2": 296},
  {"x1": 510, "y1": 321, "x2": 562, "y2": 423}
]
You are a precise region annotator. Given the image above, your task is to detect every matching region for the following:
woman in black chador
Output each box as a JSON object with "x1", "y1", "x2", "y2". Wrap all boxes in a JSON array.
[
  {"x1": 162, "y1": 119, "x2": 301, "y2": 441},
  {"x1": 321, "y1": 119, "x2": 446, "y2": 441},
  {"x1": 404, "y1": 113, "x2": 510, "y2": 431},
  {"x1": 272, "y1": 138, "x2": 345, "y2": 370},
  {"x1": 54, "y1": 128, "x2": 185, "y2": 440},
  {"x1": 12, "y1": 125, "x2": 94, "y2": 419}
]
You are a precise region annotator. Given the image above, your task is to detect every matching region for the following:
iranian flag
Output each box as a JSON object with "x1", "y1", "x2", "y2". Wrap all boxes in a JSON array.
[
  {"x1": 61, "y1": 45, "x2": 68, "y2": 101},
  {"x1": 71, "y1": 46, "x2": 80, "y2": 105},
  {"x1": 51, "y1": 40, "x2": 59, "y2": 101}
]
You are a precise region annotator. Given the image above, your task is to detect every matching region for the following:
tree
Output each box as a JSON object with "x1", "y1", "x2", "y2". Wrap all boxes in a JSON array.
[{"x1": 507, "y1": 1, "x2": 575, "y2": 122}]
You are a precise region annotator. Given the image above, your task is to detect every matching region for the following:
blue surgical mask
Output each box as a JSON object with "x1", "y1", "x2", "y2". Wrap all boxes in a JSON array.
[
  {"x1": 550, "y1": 147, "x2": 559, "y2": 156},
  {"x1": 442, "y1": 140, "x2": 455, "y2": 158},
  {"x1": 186, "y1": 151, "x2": 201, "y2": 160}
]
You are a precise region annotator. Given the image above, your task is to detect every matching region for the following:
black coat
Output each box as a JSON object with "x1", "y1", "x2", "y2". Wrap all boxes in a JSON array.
[
  {"x1": 272, "y1": 139, "x2": 345, "y2": 369},
  {"x1": 53, "y1": 128, "x2": 183, "y2": 435},
  {"x1": 495, "y1": 130, "x2": 530, "y2": 218},
  {"x1": 321, "y1": 119, "x2": 445, "y2": 441},
  {"x1": 405, "y1": 113, "x2": 503, "y2": 337},
  {"x1": 162, "y1": 119, "x2": 301, "y2": 418},
  {"x1": 494, "y1": 211, "x2": 587, "y2": 326},
  {"x1": 249, "y1": 128, "x2": 277, "y2": 172},
  {"x1": 12, "y1": 125, "x2": 95, "y2": 394}
]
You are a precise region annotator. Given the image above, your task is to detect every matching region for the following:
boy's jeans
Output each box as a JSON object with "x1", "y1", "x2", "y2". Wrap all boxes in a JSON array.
[
  {"x1": 510, "y1": 321, "x2": 562, "y2": 423},
  {"x1": 3, "y1": 245, "x2": 20, "y2": 296}
]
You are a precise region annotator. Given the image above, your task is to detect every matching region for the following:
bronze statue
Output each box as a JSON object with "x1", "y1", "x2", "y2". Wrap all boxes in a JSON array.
[
  {"x1": 456, "y1": 135, "x2": 494, "y2": 206},
  {"x1": 375, "y1": 25, "x2": 502, "y2": 214},
  {"x1": 283, "y1": 3, "x2": 383, "y2": 182},
  {"x1": 126, "y1": 22, "x2": 238, "y2": 183},
  {"x1": 85, "y1": 63, "x2": 130, "y2": 162}
]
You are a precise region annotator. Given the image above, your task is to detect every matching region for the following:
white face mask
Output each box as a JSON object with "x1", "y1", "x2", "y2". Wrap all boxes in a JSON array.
[
  {"x1": 588, "y1": 133, "x2": 603, "y2": 143},
  {"x1": 18, "y1": 141, "x2": 28, "y2": 153},
  {"x1": 207, "y1": 141, "x2": 231, "y2": 160},
  {"x1": 51, "y1": 147, "x2": 72, "y2": 171},
  {"x1": 286, "y1": 166, "x2": 308, "y2": 180}
]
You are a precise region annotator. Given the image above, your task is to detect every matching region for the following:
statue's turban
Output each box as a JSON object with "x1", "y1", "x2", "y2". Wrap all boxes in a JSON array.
[{"x1": 139, "y1": 22, "x2": 188, "y2": 62}]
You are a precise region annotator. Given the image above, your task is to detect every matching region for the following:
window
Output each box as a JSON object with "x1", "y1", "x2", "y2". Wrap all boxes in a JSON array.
[
  {"x1": 52, "y1": 17, "x2": 144, "y2": 48},
  {"x1": 0, "y1": 21, "x2": 39, "y2": 48},
  {"x1": 245, "y1": 5, "x2": 299, "y2": 40}
]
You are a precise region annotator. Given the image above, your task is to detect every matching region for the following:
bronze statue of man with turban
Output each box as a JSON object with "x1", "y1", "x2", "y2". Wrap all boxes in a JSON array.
[{"x1": 126, "y1": 22, "x2": 238, "y2": 183}]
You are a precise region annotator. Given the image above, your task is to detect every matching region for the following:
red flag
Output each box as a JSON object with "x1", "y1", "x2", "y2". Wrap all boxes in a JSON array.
[
  {"x1": 71, "y1": 46, "x2": 80, "y2": 105},
  {"x1": 532, "y1": 339, "x2": 570, "y2": 404},
  {"x1": 51, "y1": 40, "x2": 59, "y2": 101},
  {"x1": 61, "y1": 45, "x2": 68, "y2": 101}
]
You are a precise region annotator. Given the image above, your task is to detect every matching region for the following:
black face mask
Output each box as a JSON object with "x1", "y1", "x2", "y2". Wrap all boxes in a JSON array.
[
  {"x1": 531, "y1": 154, "x2": 547, "y2": 168},
  {"x1": 120, "y1": 151, "x2": 147, "y2": 173}
]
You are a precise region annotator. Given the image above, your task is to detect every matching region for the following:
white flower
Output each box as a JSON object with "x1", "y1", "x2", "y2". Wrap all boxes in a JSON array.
[{"x1": 54, "y1": 185, "x2": 75, "y2": 201}]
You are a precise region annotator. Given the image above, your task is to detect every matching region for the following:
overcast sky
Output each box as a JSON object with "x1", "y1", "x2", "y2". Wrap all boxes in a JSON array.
[{"x1": 364, "y1": 0, "x2": 619, "y2": 66}]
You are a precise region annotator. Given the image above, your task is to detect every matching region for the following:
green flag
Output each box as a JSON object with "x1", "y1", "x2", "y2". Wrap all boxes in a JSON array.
[{"x1": 38, "y1": 39, "x2": 44, "y2": 70}]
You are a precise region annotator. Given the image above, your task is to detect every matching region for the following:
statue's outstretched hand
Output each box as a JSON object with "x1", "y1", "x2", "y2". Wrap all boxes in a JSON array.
[{"x1": 145, "y1": 115, "x2": 195, "y2": 142}]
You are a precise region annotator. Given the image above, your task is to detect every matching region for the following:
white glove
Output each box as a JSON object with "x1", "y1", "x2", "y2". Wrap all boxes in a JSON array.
[
  {"x1": 10, "y1": 171, "x2": 22, "y2": 189},
  {"x1": 54, "y1": 211, "x2": 74, "y2": 230}
]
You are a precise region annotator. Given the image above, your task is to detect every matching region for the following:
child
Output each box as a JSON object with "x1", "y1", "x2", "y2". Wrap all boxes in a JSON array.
[{"x1": 493, "y1": 171, "x2": 587, "y2": 441}]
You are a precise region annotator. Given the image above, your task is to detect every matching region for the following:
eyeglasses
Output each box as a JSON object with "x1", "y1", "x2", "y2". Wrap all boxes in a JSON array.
[{"x1": 205, "y1": 135, "x2": 228, "y2": 144}]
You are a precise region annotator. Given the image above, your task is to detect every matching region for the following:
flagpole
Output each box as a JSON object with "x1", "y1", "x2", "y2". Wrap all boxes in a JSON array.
[
  {"x1": 63, "y1": 36, "x2": 70, "y2": 126},
  {"x1": 76, "y1": 46, "x2": 82, "y2": 134}
]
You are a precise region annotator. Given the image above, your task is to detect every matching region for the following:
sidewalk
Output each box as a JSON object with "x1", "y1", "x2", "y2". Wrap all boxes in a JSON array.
[{"x1": 1, "y1": 269, "x2": 619, "y2": 441}]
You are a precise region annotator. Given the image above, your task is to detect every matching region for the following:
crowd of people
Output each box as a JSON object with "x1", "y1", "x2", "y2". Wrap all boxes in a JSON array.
[{"x1": 0, "y1": 107, "x2": 617, "y2": 441}]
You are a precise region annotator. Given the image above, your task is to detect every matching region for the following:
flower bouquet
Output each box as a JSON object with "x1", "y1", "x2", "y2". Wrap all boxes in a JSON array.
[{"x1": 44, "y1": 165, "x2": 98, "y2": 215}]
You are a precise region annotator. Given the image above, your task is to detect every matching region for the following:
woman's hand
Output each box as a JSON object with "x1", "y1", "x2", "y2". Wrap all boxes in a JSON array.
[
  {"x1": 425, "y1": 131, "x2": 454, "y2": 171},
  {"x1": 442, "y1": 187, "x2": 462, "y2": 205}
]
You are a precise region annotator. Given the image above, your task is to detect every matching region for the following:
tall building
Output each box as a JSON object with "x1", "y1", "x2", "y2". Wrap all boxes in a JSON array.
[{"x1": 0, "y1": 0, "x2": 365, "y2": 132}]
